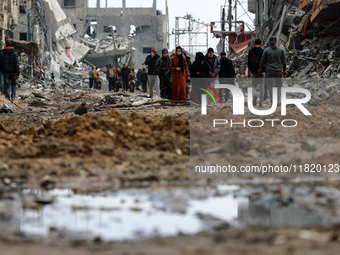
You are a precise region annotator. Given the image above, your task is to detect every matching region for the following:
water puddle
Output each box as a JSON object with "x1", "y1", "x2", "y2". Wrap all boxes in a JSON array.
[{"x1": 0, "y1": 185, "x2": 330, "y2": 241}]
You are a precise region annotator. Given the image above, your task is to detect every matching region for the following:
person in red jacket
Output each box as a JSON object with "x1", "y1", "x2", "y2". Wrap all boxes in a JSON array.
[{"x1": 170, "y1": 46, "x2": 190, "y2": 101}]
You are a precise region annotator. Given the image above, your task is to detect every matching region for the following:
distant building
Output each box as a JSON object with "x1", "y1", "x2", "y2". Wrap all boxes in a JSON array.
[
  {"x1": 14, "y1": 0, "x2": 169, "y2": 68},
  {"x1": 0, "y1": 0, "x2": 19, "y2": 48}
]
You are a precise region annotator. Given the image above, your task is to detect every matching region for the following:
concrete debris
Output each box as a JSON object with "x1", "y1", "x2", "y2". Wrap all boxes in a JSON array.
[
  {"x1": 301, "y1": 140, "x2": 317, "y2": 152},
  {"x1": 74, "y1": 102, "x2": 88, "y2": 115},
  {"x1": 0, "y1": 103, "x2": 13, "y2": 114},
  {"x1": 82, "y1": 33, "x2": 134, "y2": 69},
  {"x1": 245, "y1": 0, "x2": 340, "y2": 82},
  {"x1": 32, "y1": 92, "x2": 50, "y2": 101},
  {"x1": 101, "y1": 94, "x2": 152, "y2": 106},
  {"x1": 29, "y1": 99, "x2": 49, "y2": 107}
]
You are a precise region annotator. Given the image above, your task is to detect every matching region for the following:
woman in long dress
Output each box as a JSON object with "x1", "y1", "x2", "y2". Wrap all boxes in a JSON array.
[{"x1": 170, "y1": 46, "x2": 190, "y2": 101}]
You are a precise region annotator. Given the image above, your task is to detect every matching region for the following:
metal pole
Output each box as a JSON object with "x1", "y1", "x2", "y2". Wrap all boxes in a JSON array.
[
  {"x1": 222, "y1": 7, "x2": 226, "y2": 52},
  {"x1": 206, "y1": 25, "x2": 208, "y2": 52},
  {"x1": 228, "y1": 0, "x2": 232, "y2": 52},
  {"x1": 27, "y1": 12, "x2": 31, "y2": 75},
  {"x1": 188, "y1": 19, "x2": 191, "y2": 55},
  {"x1": 235, "y1": 0, "x2": 237, "y2": 23},
  {"x1": 228, "y1": 0, "x2": 232, "y2": 31},
  {"x1": 175, "y1": 17, "x2": 179, "y2": 47}
]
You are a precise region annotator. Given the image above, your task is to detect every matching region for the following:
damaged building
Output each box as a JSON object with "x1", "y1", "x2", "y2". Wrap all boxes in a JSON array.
[
  {"x1": 248, "y1": 0, "x2": 340, "y2": 47},
  {"x1": 14, "y1": 0, "x2": 169, "y2": 69},
  {"x1": 0, "y1": 0, "x2": 19, "y2": 48},
  {"x1": 245, "y1": 0, "x2": 340, "y2": 79}
]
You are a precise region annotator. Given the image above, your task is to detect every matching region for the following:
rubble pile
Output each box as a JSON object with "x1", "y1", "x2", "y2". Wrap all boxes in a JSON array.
[
  {"x1": 101, "y1": 94, "x2": 152, "y2": 106},
  {"x1": 80, "y1": 32, "x2": 134, "y2": 69},
  {"x1": 0, "y1": 110, "x2": 190, "y2": 159},
  {"x1": 287, "y1": 37, "x2": 340, "y2": 78}
]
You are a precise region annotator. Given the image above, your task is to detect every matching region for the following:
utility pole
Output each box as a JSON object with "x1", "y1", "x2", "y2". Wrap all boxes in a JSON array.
[
  {"x1": 222, "y1": 6, "x2": 226, "y2": 51},
  {"x1": 173, "y1": 15, "x2": 208, "y2": 56},
  {"x1": 27, "y1": 11, "x2": 32, "y2": 75},
  {"x1": 228, "y1": 0, "x2": 232, "y2": 32},
  {"x1": 235, "y1": 0, "x2": 237, "y2": 24},
  {"x1": 175, "y1": 17, "x2": 179, "y2": 47},
  {"x1": 228, "y1": 0, "x2": 232, "y2": 52},
  {"x1": 29, "y1": 0, "x2": 34, "y2": 77}
]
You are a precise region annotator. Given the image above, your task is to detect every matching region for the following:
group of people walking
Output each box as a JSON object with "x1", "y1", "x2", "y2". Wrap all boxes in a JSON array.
[
  {"x1": 144, "y1": 46, "x2": 236, "y2": 102},
  {"x1": 248, "y1": 37, "x2": 287, "y2": 107},
  {"x1": 149, "y1": 46, "x2": 191, "y2": 101},
  {"x1": 1, "y1": 35, "x2": 286, "y2": 106},
  {"x1": 89, "y1": 64, "x2": 148, "y2": 93},
  {"x1": 88, "y1": 36, "x2": 287, "y2": 105}
]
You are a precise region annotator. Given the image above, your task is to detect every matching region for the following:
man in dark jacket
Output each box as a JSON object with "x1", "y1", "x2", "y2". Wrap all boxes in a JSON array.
[
  {"x1": 141, "y1": 68, "x2": 148, "y2": 92},
  {"x1": 248, "y1": 39, "x2": 265, "y2": 107},
  {"x1": 0, "y1": 40, "x2": 20, "y2": 100},
  {"x1": 219, "y1": 52, "x2": 235, "y2": 103},
  {"x1": 121, "y1": 64, "x2": 130, "y2": 93},
  {"x1": 205, "y1": 48, "x2": 220, "y2": 99},
  {"x1": 205, "y1": 48, "x2": 220, "y2": 80},
  {"x1": 156, "y1": 48, "x2": 172, "y2": 99},
  {"x1": 145, "y1": 48, "x2": 160, "y2": 98},
  {"x1": 259, "y1": 37, "x2": 287, "y2": 105}
]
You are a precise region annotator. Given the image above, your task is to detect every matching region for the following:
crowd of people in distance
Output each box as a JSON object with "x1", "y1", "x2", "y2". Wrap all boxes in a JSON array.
[
  {"x1": 87, "y1": 38, "x2": 286, "y2": 105},
  {"x1": 0, "y1": 36, "x2": 286, "y2": 106}
]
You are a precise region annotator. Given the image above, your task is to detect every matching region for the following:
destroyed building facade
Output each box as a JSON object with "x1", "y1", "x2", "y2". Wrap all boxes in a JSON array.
[
  {"x1": 0, "y1": 0, "x2": 19, "y2": 48},
  {"x1": 247, "y1": 0, "x2": 340, "y2": 47},
  {"x1": 13, "y1": 0, "x2": 169, "y2": 69}
]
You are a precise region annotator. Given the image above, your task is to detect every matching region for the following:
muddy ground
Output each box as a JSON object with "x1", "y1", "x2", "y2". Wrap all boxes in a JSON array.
[{"x1": 0, "y1": 80, "x2": 339, "y2": 254}]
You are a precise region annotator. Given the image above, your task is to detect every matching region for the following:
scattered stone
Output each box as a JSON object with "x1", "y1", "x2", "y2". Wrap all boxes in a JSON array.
[
  {"x1": 29, "y1": 99, "x2": 48, "y2": 107},
  {"x1": 74, "y1": 102, "x2": 88, "y2": 115},
  {"x1": 301, "y1": 140, "x2": 317, "y2": 152},
  {"x1": 0, "y1": 163, "x2": 9, "y2": 172},
  {"x1": 0, "y1": 103, "x2": 13, "y2": 113}
]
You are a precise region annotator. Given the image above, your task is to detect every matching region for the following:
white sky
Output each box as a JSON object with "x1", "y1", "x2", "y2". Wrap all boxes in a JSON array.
[{"x1": 88, "y1": 0, "x2": 255, "y2": 53}]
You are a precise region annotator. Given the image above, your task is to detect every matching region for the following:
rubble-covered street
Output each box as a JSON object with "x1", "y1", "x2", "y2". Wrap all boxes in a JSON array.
[
  {"x1": 0, "y1": 0, "x2": 340, "y2": 254},
  {"x1": 0, "y1": 66, "x2": 339, "y2": 254}
]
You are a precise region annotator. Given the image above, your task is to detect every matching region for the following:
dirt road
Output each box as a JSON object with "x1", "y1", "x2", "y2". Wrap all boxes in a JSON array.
[{"x1": 0, "y1": 83, "x2": 339, "y2": 254}]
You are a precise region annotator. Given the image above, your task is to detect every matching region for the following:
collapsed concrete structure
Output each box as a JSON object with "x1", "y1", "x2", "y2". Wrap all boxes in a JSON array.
[
  {"x1": 244, "y1": 0, "x2": 340, "y2": 80},
  {"x1": 248, "y1": 0, "x2": 340, "y2": 47},
  {"x1": 0, "y1": 0, "x2": 19, "y2": 48},
  {"x1": 14, "y1": 0, "x2": 169, "y2": 69}
]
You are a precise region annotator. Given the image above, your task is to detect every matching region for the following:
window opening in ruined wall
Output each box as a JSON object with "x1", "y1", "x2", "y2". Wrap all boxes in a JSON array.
[
  {"x1": 129, "y1": 25, "x2": 136, "y2": 38},
  {"x1": 19, "y1": 1, "x2": 26, "y2": 13},
  {"x1": 104, "y1": 25, "x2": 117, "y2": 35},
  {"x1": 106, "y1": 0, "x2": 122, "y2": 8},
  {"x1": 20, "y1": 32, "x2": 27, "y2": 41},
  {"x1": 88, "y1": 0, "x2": 122, "y2": 8},
  {"x1": 64, "y1": 0, "x2": 76, "y2": 7},
  {"x1": 126, "y1": 0, "x2": 153, "y2": 8},
  {"x1": 143, "y1": 47, "x2": 152, "y2": 54},
  {"x1": 86, "y1": 20, "x2": 97, "y2": 38}
]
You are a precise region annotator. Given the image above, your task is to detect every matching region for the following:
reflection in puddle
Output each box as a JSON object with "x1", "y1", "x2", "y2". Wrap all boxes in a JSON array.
[
  {"x1": 0, "y1": 185, "x2": 329, "y2": 241},
  {"x1": 239, "y1": 200, "x2": 328, "y2": 227}
]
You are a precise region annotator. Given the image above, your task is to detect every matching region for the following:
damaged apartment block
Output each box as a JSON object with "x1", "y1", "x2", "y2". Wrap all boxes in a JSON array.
[
  {"x1": 0, "y1": 0, "x2": 19, "y2": 48},
  {"x1": 76, "y1": 0, "x2": 169, "y2": 69},
  {"x1": 13, "y1": 0, "x2": 169, "y2": 69},
  {"x1": 248, "y1": 0, "x2": 340, "y2": 48}
]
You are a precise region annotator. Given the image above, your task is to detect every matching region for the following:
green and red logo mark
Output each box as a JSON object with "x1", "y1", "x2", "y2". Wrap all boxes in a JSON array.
[{"x1": 198, "y1": 83, "x2": 222, "y2": 106}]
